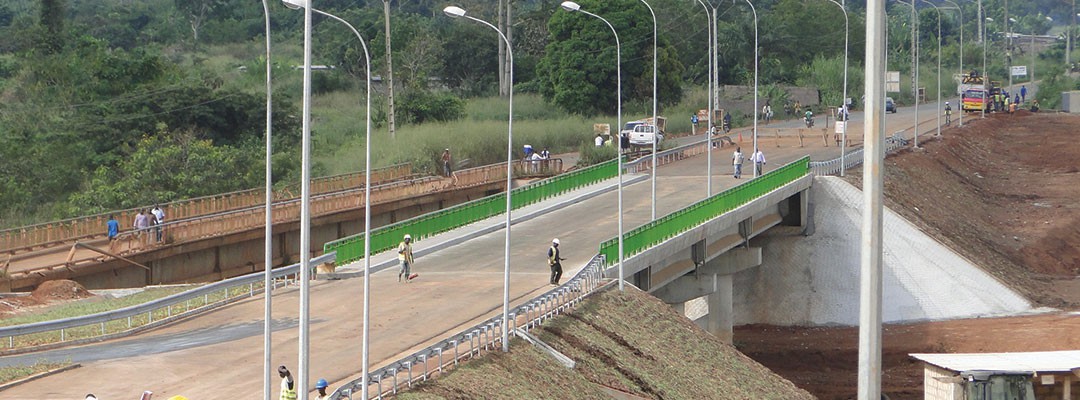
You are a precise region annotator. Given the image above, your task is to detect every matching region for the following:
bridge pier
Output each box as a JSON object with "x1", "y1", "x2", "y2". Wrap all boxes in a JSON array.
[{"x1": 652, "y1": 248, "x2": 762, "y2": 343}]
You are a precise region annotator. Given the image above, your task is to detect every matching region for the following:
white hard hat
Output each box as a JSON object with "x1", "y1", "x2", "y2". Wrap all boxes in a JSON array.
[
  {"x1": 552, "y1": 238, "x2": 560, "y2": 245},
  {"x1": 945, "y1": 101, "x2": 949, "y2": 105},
  {"x1": 404, "y1": 234, "x2": 412, "y2": 240}
]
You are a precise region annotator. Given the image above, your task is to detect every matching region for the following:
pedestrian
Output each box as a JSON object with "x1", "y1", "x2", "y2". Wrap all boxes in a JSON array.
[
  {"x1": 732, "y1": 147, "x2": 744, "y2": 179},
  {"x1": 751, "y1": 148, "x2": 766, "y2": 177},
  {"x1": 794, "y1": 101, "x2": 802, "y2": 115},
  {"x1": 278, "y1": 365, "x2": 297, "y2": 400},
  {"x1": 107, "y1": 214, "x2": 120, "y2": 241},
  {"x1": 441, "y1": 148, "x2": 452, "y2": 177},
  {"x1": 594, "y1": 133, "x2": 604, "y2": 147},
  {"x1": 722, "y1": 111, "x2": 732, "y2": 134},
  {"x1": 762, "y1": 103, "x2": 773, "y2": 124},
  {"x1": 398, "y1": 234, "x2": 414, "y2": 283},
  {"x1": 151, "y1": 205, "x2": 165, "y2": 242},
  {"x1": 690, "y1": 113, "x2": 699, "y2": 132},
  {"x1": 133, "y1": 209, "x2": 149, "y2": 244},
  {"x1": 1014, "y1": 93, "x2": 1020, "y2": 106},
  {"x1": 315, "y1": 378, "x2": 330, "y2": 400},
  {"x1": 539, "y1": 147, "x2": 550, "y2": 159},
  {"x1": 547, "y1": 238, "x2": 566, "y2": 285},
  {"x1": 1020, "y1": 85, "x2": 1027, "y2": 103},
  {"x1": 944, "y1": 102, "x2": 952, "y2": 126}
]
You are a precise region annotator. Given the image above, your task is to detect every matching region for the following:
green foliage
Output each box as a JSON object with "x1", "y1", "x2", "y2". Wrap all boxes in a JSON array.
[
  {"x1": 536, "y1": 0, "x2": 684, "y2": 116},
  {"x1": 71, "y1": 129, "x2": 263, "y2": 212},
  {"x1": 398, "y1": 89, "x2": 465, "y2": 124},
  {"x1": 38, "y1": 0, "x2": 66, "y2": 53},
  {"x1": 796, "y1": 55, "x2": 864, "y2": 109},
  {"x1": 577, "y1": 142, "x2": 618, "y2": 167},
  {"x1": 1032, "y1": 62, "x2": 1072, "y2": 109}
]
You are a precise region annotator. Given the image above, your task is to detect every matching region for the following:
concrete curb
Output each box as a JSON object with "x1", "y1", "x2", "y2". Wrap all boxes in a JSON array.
[
  {"x1": 0, "y1": 363, "x2": 81, "y2": 392},
  {"x1": 325, "y1": 174, "x2": 649, "y2": 279}
]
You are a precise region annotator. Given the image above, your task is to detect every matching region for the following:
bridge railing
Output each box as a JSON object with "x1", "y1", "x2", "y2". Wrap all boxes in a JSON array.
[
  {"x1": 7, "y1": 162, "x2": 527, "y2": 279},
  {"x1": 328, "y1": 253, "x2": 610, "y2": 400},
  {"x1": 0, "y1": 253, "x2": 334, "y2": 353},
  {"x1": 809, "y1": 133, "x2": 906, "y2": 176},
  {"x1": 599, "y1": 156, "x2": 811, "y2": 264},
  {"x1": 324, "y1": 157, "x2": 612, "y2": 266},
  {"x1": 0, "y1": 164, "x2": 413, "y2": 254}
]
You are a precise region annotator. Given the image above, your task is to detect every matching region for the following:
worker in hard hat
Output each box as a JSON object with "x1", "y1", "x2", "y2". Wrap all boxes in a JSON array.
[
  {"x1": 314, "y1": 378, "x2": 330, "y2": 400},
  {"x1": 278, "y1": 365, "x2": 297, "y2": 400},
  {"x1": 548, "y1": 238, "x2": 566, "y2": 285},
  {"x1": 398, "y1": 234, "x2": 415, "y2": 283}
]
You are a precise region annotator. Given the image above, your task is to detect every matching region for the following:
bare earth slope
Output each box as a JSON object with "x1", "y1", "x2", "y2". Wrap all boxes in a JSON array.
[
  {"x1": 402, "y1": 287, "x2": 814, "y2": 400},
  {"x1": 737, "y1": 112, "x2": 1080, "y2": 400}
]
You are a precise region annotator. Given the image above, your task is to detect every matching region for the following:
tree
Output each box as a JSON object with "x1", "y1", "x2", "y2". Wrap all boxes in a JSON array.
[
  {"x1": 39, "y1": 0, "x2": 66, "y2": 53},
  {"x1": 536, "y1": 0, "x2": 683, "y2": 115},
  {"x1": 175, "y1": 0, "x2": 226, "y2": 49}
]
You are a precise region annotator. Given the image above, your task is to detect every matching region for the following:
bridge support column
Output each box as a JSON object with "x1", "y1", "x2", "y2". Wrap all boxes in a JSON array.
[
  {"x1": 707, "y1": 274, "x2": 733, "y2": 343},
  {"x1": 670, "y1": 301, "x2": 686, "y2": 317}
]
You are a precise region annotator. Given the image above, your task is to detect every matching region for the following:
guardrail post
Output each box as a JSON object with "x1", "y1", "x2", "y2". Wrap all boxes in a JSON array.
[
  {"x1": 464, "y1": 332, "x2": 475, "y2": 357},
  {"x1": 100, "y1": 321, "x2": 105, "y2": 336},
  {"x1": 449, "y1": 340, "x2": 458, "y2": 366},
  {"x1": 403, "y1": 361, "x2": 413, "y2": 388},
  {"x1": 417, "y1": 354, "x2": 428, "y2": 381},
  {"x1": 388, "y1": 367, "x2": 398, "y2": 394},
  {"x1": 60, "y1": 328, "x2": 65, "y2": 342},
  {"x1": 127, "y1": 316, "x2": 132, "y2": 329},
  {"x1": 249, "y1": 282, "x2": 254, "y2": 297},
  {"x1": 8, "y1": 336, "x2": 12, "y2": 348},
  {"x1": 434, "y1": 348, "x2": 443, "y2": 373},
  {"x1": 148, "y1": 311, "x2": 153, "y2": 323},
  {"x1": 508, "y1": 312, "x2": 517, "y2": 333},
  {"x1": 371, "y1": 375, "x2": 380, "y2": 400}
]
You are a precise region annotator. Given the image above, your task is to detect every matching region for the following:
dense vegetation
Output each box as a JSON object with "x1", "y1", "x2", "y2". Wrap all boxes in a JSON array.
[{"x1": 0, "y1": 0, "x2": 1072, "y2": 227}]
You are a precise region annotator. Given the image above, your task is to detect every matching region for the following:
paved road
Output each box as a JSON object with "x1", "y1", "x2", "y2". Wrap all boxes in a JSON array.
[{"x1": 0, "y1": 101, "x2": 947, "y2": 399}]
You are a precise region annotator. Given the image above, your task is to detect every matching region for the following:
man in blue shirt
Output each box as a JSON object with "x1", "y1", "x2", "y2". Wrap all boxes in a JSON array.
[{"x1": 107, "y1": 215, "x2": 119, "y2": 240}]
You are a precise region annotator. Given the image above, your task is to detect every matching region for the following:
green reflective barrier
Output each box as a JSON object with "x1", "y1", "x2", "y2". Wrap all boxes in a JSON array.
[
  {"x1": 598, "y1": 156, "x2": 810, "y2": 265},
  {"x1": 324, "y1": 158, "x2": 622, "y2": 265}
]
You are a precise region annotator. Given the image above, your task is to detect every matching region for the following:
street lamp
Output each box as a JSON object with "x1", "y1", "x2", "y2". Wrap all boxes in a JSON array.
[
  {"x1": 737, "y1": 0, "x2": 761, "y2": 177},
  {"x1": 282, "y1": 1, "x2": 373, "y2": 398},
  {"x1": 940, "y1": 0, "x2": 963, "y2": 127},
  {"x1": 442, "y1": 5, "x2": 515, "y2": 354},
  {"x1": 897, "y1": 0, "x2": 920, "y2": 147},
  {"x1": 560, "y1": 0, "x2": 624, "y2": 291},
  {"x1": 984, "y1": 16, "x2": 991, "y2": 119},
  {"x1": 693, "y1": 0, "x2": 714, "y2": 196},
  {"x1": 638, "y1": 0, "x2": 658, "y2": 221},
  {"x1": 823, "y1": 0, "x2": 849, "y2": 176},
  {"x1": 259, "y1": 1, "x2": 274, "y2": 399},
  {"x1": 921, "y1": 0, "x2": 942, "y2": 137}
]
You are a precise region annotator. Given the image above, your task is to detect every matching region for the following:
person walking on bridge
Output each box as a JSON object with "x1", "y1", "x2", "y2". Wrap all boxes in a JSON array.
[
  {"x1": 398, "y1": 234, "x2": 415, "y2": 283},
  {"x1": 314, "y1": 378, "x2": 330, "y2": 400},
  {"x1": 732, "y1": 147, "x2": 744, "y2": 179},
  {"x1": 441, "y1": 148, "x2": 453, "y2": 178},
  {"x1": 751, "y1": 148, "x2": 766, "y2": 177},
  {"x1": 548, "y1": 238, "x2": 566, "y2": 285},
  {"x1": 278, "y1": 365, "x2": 297, "y2": 400}
]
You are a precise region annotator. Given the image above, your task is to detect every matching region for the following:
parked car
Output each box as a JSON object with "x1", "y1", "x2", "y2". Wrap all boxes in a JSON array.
[{"x1": 885, "y1": 97, "x2": 897, "y2": 113}]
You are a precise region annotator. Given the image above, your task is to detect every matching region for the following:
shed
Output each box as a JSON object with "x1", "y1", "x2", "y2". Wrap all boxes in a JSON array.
[{"x1": 910, "y1": 351, "x2": 1080, "y2": 400}]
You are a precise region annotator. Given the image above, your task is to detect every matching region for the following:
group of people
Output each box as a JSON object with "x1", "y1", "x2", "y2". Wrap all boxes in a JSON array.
[
  {"x1": 987, "y1": 85, "x2": 1031, "y2": 114},
  {"x1": 105, "y1": 205, "x2": 165, "y2": 250},
  {"x1": 277, "y1": 365, "x2": 331, "y2": 400},
  {"x1": 731, "y1": 147, "x2": 766, "y2": 179}
]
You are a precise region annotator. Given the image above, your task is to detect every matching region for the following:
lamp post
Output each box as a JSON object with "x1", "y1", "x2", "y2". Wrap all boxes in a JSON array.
[
  {"x1": 259, "y1": 1, "x2": 273, "y2": 399},
  {"x1": 694, "y1": 0, "x2": 714, "y2": 196},
  {"x1": 739, "y1": 0, "x2": 760, "y2": 177},
  {"x1": 941, "y1": 0, "x2": 963, "y2": 127},
  {"x1": 1033, "y1": 17, "x2": 1053, "y2": 85},
  {"x1": 638, "y1": 0, "x2": 658, "y2": 220},
  {"x1": 823, "y1": 0, "x2": 849, "y2": 176},
  {"x1": 560, "y1": 0, "x2": 624, "y2": 291},
  {"x1": 920, "y1": 0, "x2": 941, "y2": 137},
  {"x1": 442, "y1": 5, "x2": 515, "y2": 354},
  {"x1": 282, "y1": 1, "x2": 373, "y2": 398},
  {"x1": 898, "y1": 0, "x2": 920, "y2": 147},
  {"x1": 984, "y1": 16, "x2": 991, "y2": 119}
]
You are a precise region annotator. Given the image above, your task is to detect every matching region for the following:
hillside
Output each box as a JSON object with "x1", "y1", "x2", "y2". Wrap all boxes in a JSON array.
[
  {"x1": 738, "y1": 111, "x2": 1080, "y2": 400},
  {"x1": 399, "y1": 287, "x2": 813, "y2": 399}
]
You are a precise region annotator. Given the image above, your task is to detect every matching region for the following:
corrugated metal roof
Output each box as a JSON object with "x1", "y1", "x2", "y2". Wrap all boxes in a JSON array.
[{"x1": 910, "y1": 351, "x2": 1080, "y2": 373}]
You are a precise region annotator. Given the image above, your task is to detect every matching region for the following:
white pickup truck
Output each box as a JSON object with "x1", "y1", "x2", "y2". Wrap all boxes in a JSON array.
[{"x1": 621, "y1": 119, "x2": 664, "y2": 147}]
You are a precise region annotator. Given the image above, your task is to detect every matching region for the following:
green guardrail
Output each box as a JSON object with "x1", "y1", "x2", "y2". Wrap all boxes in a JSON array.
[
  {"x1": 325, "y1": 158, "x2": 622, "y2": 265},
  {"x1": 598, "y1": 156, "x2": 810, "y2": 265}
]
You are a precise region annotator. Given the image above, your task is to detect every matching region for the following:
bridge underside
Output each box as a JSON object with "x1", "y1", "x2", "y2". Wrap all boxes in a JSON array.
[{"x1": 607, "y1": 176, "x2": 811, "y2": 343}]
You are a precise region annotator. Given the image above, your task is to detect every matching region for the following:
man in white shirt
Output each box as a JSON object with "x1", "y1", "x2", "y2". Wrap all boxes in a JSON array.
[
  {"x1": 751, "y1": 148, "x2": 766, "y2": 177},
  {"x1": 594, "y1": 133, "x2": 604, "y2": 147},
  {"x1": 732, "y1": 147, "x2": 744, "y2": 179}
]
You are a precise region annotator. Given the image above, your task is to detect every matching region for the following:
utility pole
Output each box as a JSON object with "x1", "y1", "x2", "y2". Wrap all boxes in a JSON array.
[
  {"x1": 506, "y1": 0, "x2": 513, "y2": 98},
  {"x1": 977, "y1": 0, "x2": 983, "y2": 44},
  {"x1": 911, "y1": 2, "x2": 918, "y2": 102},
  {"x1": 497, "y1": 0, "x2": 506, "y2": 97},
  {"x1": 383, "y1": 0, "x2": 396, "y2": 138}
]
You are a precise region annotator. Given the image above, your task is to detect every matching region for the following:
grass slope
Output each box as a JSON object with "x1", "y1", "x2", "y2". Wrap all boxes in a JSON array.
[{"x1": 400, "y1": 287, "x2": 814, "y2": 399}]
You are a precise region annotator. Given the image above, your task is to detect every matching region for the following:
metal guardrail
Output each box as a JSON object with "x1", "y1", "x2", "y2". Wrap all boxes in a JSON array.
[
  {"x1": 329, "y1": 253, "x2": 610, "y2": 400},
  {"x1": 0, "y1": 253, "x2": 334, "y2": 352},
  {"x1": 808, "y1": 133, "x2": 906, "y2": 176}
]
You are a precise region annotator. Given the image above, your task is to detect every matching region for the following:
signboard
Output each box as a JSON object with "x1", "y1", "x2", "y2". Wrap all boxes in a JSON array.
[
  {"x1": 1010, "y1": 65, "x2": 1028, "y2": 77},
  {"x1": 593, "y1": 123, "x2": 610, "y2": 135},
  {"x1": 886, "y1": 71, "x2": 901, "y2": 93},
  {"x1": 835, "y1": 121, "x2": 845, "y2": 134}
]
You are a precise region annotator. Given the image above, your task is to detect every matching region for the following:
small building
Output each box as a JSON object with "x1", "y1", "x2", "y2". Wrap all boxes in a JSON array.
[{"x1": 910, "y1": 351, "x2": 1080, "y2": 400}]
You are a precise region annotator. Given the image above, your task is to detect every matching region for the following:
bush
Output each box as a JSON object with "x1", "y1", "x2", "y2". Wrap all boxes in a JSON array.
[
  {"x1": 577, "y1": 143, "x2": 618, "y2": 167},
  {"x1": 399, "y1": 90, "x2": 466, "y2": 124}
]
